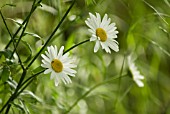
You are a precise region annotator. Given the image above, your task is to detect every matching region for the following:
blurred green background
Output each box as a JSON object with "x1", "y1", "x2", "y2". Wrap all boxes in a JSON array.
[{"x1": 0, "y1": 0, "x2": 170, "y2": 114}]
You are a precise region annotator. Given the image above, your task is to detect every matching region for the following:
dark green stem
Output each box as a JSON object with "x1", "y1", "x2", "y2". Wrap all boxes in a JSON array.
[
  {"x1": 5, "y1": 0, "x2": 42, "y2": 50},
  {"x1": 0, "y1": 70, "x2": 27, "y2": 113},
  {"x1": 5, "y1": 104, "x2": 11, "y2": 114},
  {"x1": 20, "y1": 70, "x2": 45, "y2": 88},
  {"x1": 26, "y1": 0, "x2": 76, "y2": 69},
  {"x1": 16, "y1": 70, "x2": 45, "y2": 97},
  {"x1": 10, "y1": 0, "x2": 41, "y2": 59},
  {"x1": 63, "y1": 39, "x2": 89, "y2": 54},
  {"x1": 0, "y1": 11, "x2": 24, "y2": 70}
]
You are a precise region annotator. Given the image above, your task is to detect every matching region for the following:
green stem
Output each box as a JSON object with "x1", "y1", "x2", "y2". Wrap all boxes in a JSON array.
[
  {"x1": 0, "y1": 70, "x2": 27, "y2": 113},
  {"x1": 10, "y1": 0, "x2": 41, "y2": 59},
  {"x1": 16, "y1": 70, "x2": 44, "y2": 98},
  {"x1": 5, "y1": 0, "x2": 42, "y2": 50},
  {"x1": 64, "y1": 74, "x2": 128, "y2": 114},
  {"x1": 0, "y1": 1, "x2": 42, "y2": 112},
  {"x1": 0, "y1": 11, "x2": 24, "y2": 70},
  {"x1": 26, "y1": 0, "x2": 76, "y2": 69},
  {"x1": 113, "y1": 55, "x2": 126, "y2": 109},
  {"x1": 63, "y1": 39, "x2": 90, "y2": 54},
  {"x1": 20, "y1": 70, "x2": 45, "y2": 88},
  {"x1": 5, "y1": 104, "x2": 11, "y2": 114}
]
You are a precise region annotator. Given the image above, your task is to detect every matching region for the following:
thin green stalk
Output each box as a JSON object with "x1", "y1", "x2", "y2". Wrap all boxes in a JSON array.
[
  {"x1": 0, "y1": 11, "x2": 11, "y2": 37},
  {"x1": 113, "y1": 55, "x2": 126, "y2": 110},
  {"x1": 64, "y1": 74, "x2": 128, "y2": 114},
  {"x1": 5, "y1": 104, "x2": 11, "y2": 114},
  {"x1": 0, "y1": 1, "x2": 41, "y2": 111},
  {"x1": 26, "y1": 0, "x2": 76, "y2": 69},
  {"x1": 63, "y1": 39, "x2": 90, "y2": 54},
  {"x1": 5, "y1": 0, "x2": 42, "y2": 50},
  {"x1": 16, "y1": 70, "x2": 44, "y2": 98},
  {"x1": 20, "y1": 70, "x2": 45, "y2": 88},
  {"x1": 10, "y1": 0, "x2": 41, "y2": 59},
  {"x1": 0, "y1": 70, "x2": 27, "y2": 113},
  {"x1": 0, "y1": 11, "x2": 24, "y2": 70},
  {"x1": 1, "y1": 70, "x2": 44, "y2": 113}
]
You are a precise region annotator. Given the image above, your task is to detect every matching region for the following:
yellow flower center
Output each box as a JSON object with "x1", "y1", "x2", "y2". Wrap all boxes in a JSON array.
[
  {"x1": 51, "y1": 59, "x2": 63, "y2": 73},
  {"x1": 96, "y1": 28, "x2": 107, "y2": 42}
]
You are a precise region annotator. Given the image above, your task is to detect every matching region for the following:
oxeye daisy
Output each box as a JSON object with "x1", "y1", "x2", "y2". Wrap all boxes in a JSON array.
[
  {"x1": 85, "y1": 12, "x2": 119, "y2": 53},
  {"x1": 41, "y1": 45, "x2": 77, "y2": 86},
  {"x1": 127, "y1": 56, "x2": 144, "y2": 87}
]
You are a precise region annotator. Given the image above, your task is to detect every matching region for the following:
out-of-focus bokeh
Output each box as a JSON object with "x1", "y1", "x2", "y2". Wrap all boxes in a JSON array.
[{"x1": 0, "y1": 0, "x2": 170, "y2": 114}]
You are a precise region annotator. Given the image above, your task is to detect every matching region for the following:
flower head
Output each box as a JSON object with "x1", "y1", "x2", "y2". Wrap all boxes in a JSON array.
[
  {"x1": 127, "y1": 56, "x2": 144, "y2": 87},
  {"x1": 85, "y1": 12, "x2": 119, "y2": 53},
  {"x1": 41, "y1": 45, "x2": 77, "y2": 86}
]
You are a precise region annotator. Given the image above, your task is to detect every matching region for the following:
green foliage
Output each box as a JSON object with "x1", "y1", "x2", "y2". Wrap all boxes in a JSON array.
[
  {"x1": 0, "y1": 0, "x2": 170, "y2": 114},
  {"x1": 1, "y1": 66, "x2": 11, "y2": 82}
]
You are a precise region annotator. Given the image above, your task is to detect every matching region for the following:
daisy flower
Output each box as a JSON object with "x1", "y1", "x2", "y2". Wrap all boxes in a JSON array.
[
  {"x1": 41, "y1": 45, "x2": 77, "y2": 86},
  {"x1": 127, "y1": 56, "x2": 144, "y2": 87},
  {"x1": 85, "y1": 12, "x2": 119, "y2": 53}
]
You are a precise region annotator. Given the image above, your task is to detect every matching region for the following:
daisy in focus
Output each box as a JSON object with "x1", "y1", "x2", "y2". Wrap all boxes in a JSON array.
[
  {"x1": 85, "y1": 12, "x2": 119, "y2": 53},
  {"x1": 127, "y1": 55, "x2": 144, "y2": 87},
  {"x1": 41, "y1": 45, "x2": 77, "y2": 86}
]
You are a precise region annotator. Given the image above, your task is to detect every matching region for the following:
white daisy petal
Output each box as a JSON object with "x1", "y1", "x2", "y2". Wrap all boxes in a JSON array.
[
  {"x1": 58, "y1": 46, "x2": 64, "y2": 59},
  {"x1": 100, "y1": 14, "x2": 108, "y2": 28},
  {"x1": 51, "y1": 45, "x2": 56, "y2": 59},
  {"x1": 63, "y1": 74, "x2": 72, "y2": 84},
  {"x1": 135, "y1": 80, "x2": 144, "y2": 87},
  {"x1": 41, "y1": 54, "x2": 51, "y2": 63},
  {"x1": 41, "y1": 63, "x2": 51, "y2": 68},
  {"x1": 42, "y1": 60, "x2": 50, "y2": 65},
  {"x1": 60, "y1": 73, "x2": 67, "y2": 84},
  {"x1": 88, "y1": 29, "x2": 95, "y2": 34},
  {"x1": 64, "y1": 64, "x2": 77, "y2": 68},
  {"x1": 55, "y1": 76, "x2": 59, "y2": 86},
  {"x1": 107, "y1": 40, "x2": 119, "y2": 52},
  {"x1": 128, "y1": 55, "x2": 144, "y2": 87},
  {"x1": 64, "y1": 68, "x2": 77, "y2": 74},
  {"x1": 44, "y1": 69, "x2": 52, "y2": 74},
  {"x1": 90, "y1": 36, "x2": 97, "y2": 41},
  {"x1": 47, "y1": 46, "x2": 53, "y2": 60},
  {"x1": 94, "y1": 40, "x2": 100, "y2": 53},
  {"x1": 85, "y1": 20, "x2": 95, "y2": 31},
  {"x1": 100, "y1": 42, "x2": 111, "y2": 53},
  {"x1": 89, "y1": 13, "x2": 98, "y2": 28},
  {"x1": 50, "y1": 71, "x2": 56, "y2": 79},
  {"x1": 41, "y1": 45, "x2": 77, "y2": 86},
  {"x1": 96, "y1": 12, "x2": 101, "y2": 26},
  {"x1": 85, "y1": 12, "x2": 119, "y2": 53},
  {"x1": 103, "y1": 18, "x2": 111, "y2": 29}
]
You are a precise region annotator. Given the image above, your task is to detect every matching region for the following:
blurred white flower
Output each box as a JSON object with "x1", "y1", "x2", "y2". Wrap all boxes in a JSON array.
[
  {"x1": 41, "y1": 45, "x2": 77, "y2": 86},
  {"x1": 127, "y1": 56, "x2": 144, "y2": 87},
  {"x1": 85, "y1": 12, "x2": 119, "y2": 53}
]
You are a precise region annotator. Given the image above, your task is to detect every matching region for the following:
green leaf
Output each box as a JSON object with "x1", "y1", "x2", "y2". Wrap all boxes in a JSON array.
[
  {"x1": 5, "y1": 18, "x2": 23, "y2": 26},
  {"x1": 0, "y1": 54, "x2": 5, "y2": 64},
  {"x1": 7, "y1": 77, "x2": 18, "y2": 89},
  {"x1": 19, "y1": 100, "x2": 30, "y2": 114},
  {"x1": 85, "y1": 0, "x2": 96, "y2": 6},
  {"x1": 21, "y1": 90, "x2": 43, "y2": 103},
  {"x1": 12, "y1": 102, "x2": 25, "y2": 112},
  {"x1": 1, "y1": 66, "x2": 11, "y2": 82},
  {"x1": 23, "y1": 32, "x2": 44, "y2": 44},
  {"x1": 32, "y1": 66, "x2": 44, "y2": 74},
  {"x1": 23, "y1": 32, "x2": 41, "y2": 39},
  {"x1": 18, "y1": 40, "x2": 33, "y2": 63},
  {"x1": 0, "y1": 50, "x2": 13, "y2": 59},
  {"x1": 65, "y1": 33, "x2": 75, "y2": 52}
]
